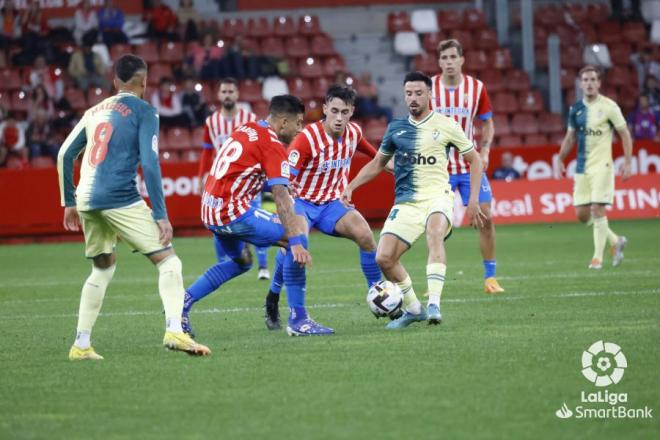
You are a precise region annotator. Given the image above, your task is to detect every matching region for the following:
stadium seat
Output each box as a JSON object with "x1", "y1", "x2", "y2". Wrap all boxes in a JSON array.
[
  {"x1": 414, "y1": 52, "x2": 440, "y2": 75},
  {"x1": 533, "y1": 26, "x2": 549, "y2": 47},
  {"x1": 240, "y1": 37, "x2": 259, "y2": 54},
  {"x1": 287, "y1": 78, "x2": 313, "y2": 100},
  {"x1": 387, "y1": 11, "x2": 412, "y2": 34},
  {"x1": 463, "y1": 8, "x2": 486, "y2": 30},
  {"x1": 538, "y1": 113, "x2": 564, "y2": 135},
  {"x1": 251, "y1": 99, "x2": 269, "y2": 118},
  {"x1": 506, "y1": 70, "x2": 530, "y2": 93},
  {"x1": 448, "y1": 30, "x2": 474, "y2": 51},
  {"x1": 464, "y1": 50, "x2": 488, "y2": 73},
  {"x1": 475, "y1": 28, "x2": 498, "y2": 50},
  {"x1": 191, "y1": 127, "x2": 205, "y2": 147},
  {"x1": 564, "y1": 88, "x2": 577, "y2": 106},
  {"x1": 493, "y1": 92, "x2": 517, "y2": 114},
  {"x1": 587, "y1": 3, "x2": 611, "y2": 23},
  {"x1": 491, "y1": 48, "x2": 512, "y2": 70},
  {"x1": 30, "y1": 156, "x2": 55, "y2": 168},
  {"x1": 596, "y1": 21, "x2": 623, "y2": 44},
  {"x1": 148, "y1": 63, "x2": 173, "y2": 86},
  {"x1": 246, "y1": 17, "x2": 271, "y2": 38},
  {"x1": 568, "y1": 4, "x2": 589, "y2": 24},
  {"x1": 617, "y1": 85, "x2": 638, "y2": 113},
  {"x1": 200, "y1": 82, "x2": 216, "y2": 104},
  {"x1": 478, "y1": 69, "x2": 505, "y2": 93},
  {"x1": 221, "y1": 18, "x2": 245, "y2": 39},
  {"x1": 393, "y1": 32, "x2": 423, "y2": 56},
  {"x1": 411, "y1": 10, "x2": 439, "y2": 34},
  {"x1": 580, "y1": 24, "x2": 598, "y2": 44},
  {"x1": 312, "y1": 76, "x2": 331, "y2": 99},
  {"x1": 518, "y1": 90, "x2": 544, "y2": 113},
  {"x1": 608, "y1": 43, "x2": 632, "y2": 65},
  {"x1": 560, "y1": 68, "x2": 577, "y2": 90},
  {"x1": 273, "y1": 16, "x2": 297, "y2": 37},
  {"x1": 239, "y1": 80, "x2": 262, "y2": 103},
  {"x1": 299, "y1": 15, "x2": 321, "y2": 36},
  {"x1": 135, "y1": 42, "x2": 159, "y2": 64},
  {"x1": 262, "y1": 76, "x2": 289, "y2": 100},
  {"x1": 437, "y1": 10, "x2": 462, "y2": 32},
  {"x1": 606, "y1": 66, "x2": 633, "y2": 88},
  {"x1": 364, "y1": 119, "x2": 388, "y2": 143},
  {"x1": 524, "y1": 133, "x2": 549, "y2": 146},
  {"x1": 304, "y1": 98, "x2": 323, "y2": 121},
  {"x1": 0, "y1": 91, "x2": 10, "y2": 108},
  {"x1": 65, "y1": 88, "x2": 87, "y2": 111},
  {"x1": 159, "y1": 150, "x2": 181, "y2": 162},
  {"x1": 322, "y1": 56, "x2": 346, "y2": 76},
  {"x1": 535, "y1": 46, "x2": 548, "y2": 69},
  {"x1": 310, "y1": 34, "x2": 336, "y2": 57},
  {"x1": 260, "y1": 37, "x2": 285, "y2": 58},
  {"x1": 623, "y1": 22, "x2": 647, "y2": 44},
  {"x1": 496, "y1": 134, "x2": 522, "y2": 148},
  {"x1": 492, "y1": 114, "x2": 511, "y2": 136},
  {"x1": 109, "y1": 43, "x2": 131, "y2": 62},
  {"x1": 9, "y1": 91, "x2": 27, "y2": 112},
  {"x1": 181, "y1": 150, "x2": 200, "y2": 162},
  {"x1": 422, "y1": 32, "x2": 443, "y2": 53},
  {"x1": 285, "y1": 36, "x2": 311, "y2": 58},
  {"x1": 87, "y1": 87, "x2": 110, "y2": 106},
  {"x1": 535, "y1": 4, "x2": 564, "y2": 28},
  {"x1": 0, "y1": 69, "x2": 21, "y2": 91},
  {"x1": 160, "y1": 42, "x2": 184, "y2": 64},
  {"x1": 298, "y1": 57, "x2": 324, "y2": 78},
  {"x1": 560, "y1": 45, "x2": 584, "y2": 69},
  {"x1": 511, "y1": 113, "x2": 538, "y2": 135},
  {"x1": 167, "y1": 128, "x2": 192, "y2": 150}
]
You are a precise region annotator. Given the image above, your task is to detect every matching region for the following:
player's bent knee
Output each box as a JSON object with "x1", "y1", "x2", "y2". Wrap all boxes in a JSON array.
[
  {"x1": 233, "y1": 248, "x2": 253, "y2": 272},
  {"x1": 92, "y1": 253, "x2": 116, "y2": 269},
  {"x1": 375, "y1": 251, "x2": 394, "y2": 270}
]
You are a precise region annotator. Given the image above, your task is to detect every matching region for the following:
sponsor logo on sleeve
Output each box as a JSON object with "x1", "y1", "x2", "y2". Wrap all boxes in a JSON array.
[
  {"x1": 288, "y1": 150, "x2": 300, "y2": 166},
  {"x1": 281, "y1": 161, "x2": 291, "y2": 178}
]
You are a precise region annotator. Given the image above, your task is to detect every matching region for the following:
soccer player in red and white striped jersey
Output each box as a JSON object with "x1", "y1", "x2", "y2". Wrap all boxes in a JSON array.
[
  {"x1": 263, "y1": 85, "x2": 382, "y2": 330},
  {"x1": 430, "y1": 39, "x2": 504, "y2": 294},
  {"x1": 185, "y1": 95, "x2": 334, "y2": 337}
]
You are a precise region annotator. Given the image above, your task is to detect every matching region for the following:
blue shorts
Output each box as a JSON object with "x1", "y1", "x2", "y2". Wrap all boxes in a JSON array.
[
  {"x1": 449, "y1": 173, "x2": 492, "y2": 206},
  {"x1": 295, "y1": 199, "x2": 352, "y2": 236}
]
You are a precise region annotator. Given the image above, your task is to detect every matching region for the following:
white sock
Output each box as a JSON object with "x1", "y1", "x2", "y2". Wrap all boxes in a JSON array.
[
  {"x1": 397, "y1": 275, "x2": 421, "y2": 314},
  {"x1": 426, "y1": 263, "x2": 447, "y2": 307},
  {"x1": 158, "y1": 255, "x2": 185, "y2": 333},
  {"x1": 74, "y1": 264, "x2": 116, "y2": 347},
  {"x1": 75, "y1": 330, "x2": 91, "y2": 349},
  {"x1": 166, "y1": 318, "x2": 183, "y2": 333}
]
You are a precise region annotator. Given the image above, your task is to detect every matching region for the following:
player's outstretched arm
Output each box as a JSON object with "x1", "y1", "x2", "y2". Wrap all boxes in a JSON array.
[
  {"x1": 341, "y1": 152, "x2": 390, "y2": 207},
  {"x1": 272, "y1": 184, "x2": 311, "y2": 266},
  {"x1": 463, "y1": 149, "x2": 486, "y2": 229},
  {"x1": 616, "y1": 125, "x2": 633, "y2": 180},
  {"x1": 558, "y1": 129, "x2": 576, "y2": 177}
]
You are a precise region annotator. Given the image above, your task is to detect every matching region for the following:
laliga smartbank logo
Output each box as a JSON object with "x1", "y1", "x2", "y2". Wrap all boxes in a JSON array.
[{"x1": 554, "y1": 341, "x2": 653, "y2": 420}]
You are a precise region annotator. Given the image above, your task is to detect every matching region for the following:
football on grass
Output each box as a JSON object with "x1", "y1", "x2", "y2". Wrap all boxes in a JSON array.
[{"x1": 367, "y1": 280, "x2": 404, "y2": 319}]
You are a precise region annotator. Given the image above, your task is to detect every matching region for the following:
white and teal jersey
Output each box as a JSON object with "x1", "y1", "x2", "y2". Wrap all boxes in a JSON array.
[
  {"x1": 379, "y1": 111, "x2": 473, "y2": 204},
  {"x1": 57, "y1": 92, "x2": 167, "y2": 220}
]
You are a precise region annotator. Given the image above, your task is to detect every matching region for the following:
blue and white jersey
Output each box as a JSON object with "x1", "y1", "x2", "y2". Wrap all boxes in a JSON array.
[{"x1": 57, "y1": 92, "x2": 167, "y2": 220}]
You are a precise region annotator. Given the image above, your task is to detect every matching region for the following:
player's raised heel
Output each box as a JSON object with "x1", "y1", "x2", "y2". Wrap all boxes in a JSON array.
[
  {"x1": 286, "y1": 318, "x2": 334, "y2": 336},
  {"x1": 69, "y1": 345, "x2": 104, "y2": 360},
  {"x1": 427, "y1": 304, "x2": 442, "y2": 325},
  {"x1": 257, "y1": 268, "x2": 270, "y2": 280},
  {"x1": 484, "y1": 277, "x2": 504, "y2": 294},
  {"x1": 163, "y1": 331, "x2": 211, "y2": 356},
  {"x1": 611, "y1": 236, "x2": 627, "y2": 267},
  {"x1": 588, "y1": 258, "x2": 602, "y2": 269},
  {"x1": 385, "y1": 308, "x2": 428, "y2": 329}
]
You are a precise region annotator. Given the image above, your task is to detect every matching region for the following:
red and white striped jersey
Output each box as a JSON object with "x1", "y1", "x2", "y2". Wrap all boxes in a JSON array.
[
  {"x1": 203, "y1": 108, "x2": 257, "y2": 151},
  {"x1": 287, "y1": 121, "x2": 377, "y2": 204},
  {"x1": 201, "y1": 121, "x2": 290, "y2": 226},
  {"x1": 430, "y1": 74, "x2": 492, "y2": 174}
]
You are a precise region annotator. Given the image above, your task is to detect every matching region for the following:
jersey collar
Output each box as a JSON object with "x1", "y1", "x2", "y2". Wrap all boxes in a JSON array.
[{"x1": 408, "y1": 111, "x2": 434, "y2": 126}]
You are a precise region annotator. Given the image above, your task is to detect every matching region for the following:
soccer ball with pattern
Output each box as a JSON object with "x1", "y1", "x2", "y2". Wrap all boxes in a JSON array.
[{"x1": 366, "y1": 280, "x2": 404, "y2": 319}]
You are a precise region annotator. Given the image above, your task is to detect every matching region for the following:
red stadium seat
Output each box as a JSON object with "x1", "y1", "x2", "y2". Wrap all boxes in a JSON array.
[
  {"x1": 310, "y1": 34, "x2": 336, "y2": 57},
  {"x1": 287, "y1": 78, "x2": 313, "y2": 100},
  {"x1": 148, "y1": 63, "x2": 173, "y2": 86},
  {"x1": 273, "y1": 16, "x2": 297, "y2": 37},
  {"x1": 506, "y1": 70, "x2": 530, "y2": 93},
  {"x1": 492, "y1": 92, "x2": 517, "y2": 114},
  {"x1": 246, "y1": 17, "x2": 271, "y2": 39},
  {"x1": 564, "y1": 88, "x2": 576, "y2": 107},
  {"x1": 135, "y1": 42, "x2": 159, "y2": 64},
  {"x1": 534, "y1": 26, "x2": 549, "y2": 47},
  {"x1": 448, "y1": 30, "x2": 474, "y2": 51},
  {"x1": 568, "y1": 4, "x2": 589, "y2": 24},
  {"x1": 304, "y1": 98, "x2": 323, "y2": 122},
  {"x1": 606, "y1": 66, "x2": 633, "y2": 88},
  {"x1": 298, "y1": 57, "x2": 323, "y2": 78},
  {"x1": 617, "y1": 85, "x2": 638, "y2": 114},
  {"x1": 492, "y1": 114, "x2": 511, "y2": 136},
  {"x1": 587, "y1": 3, "x2": 610, "y2": 23},
  {"x1": 299, "y1": 15, "x2": 321, "y2": 36},
  {"x1": 285, "y1": 36, "x2": 311, "y2": 58},
  {"x1": 462, "y1": 8, "x2": 486, "y2": 30},
  {"x1": 609, "y1": 43, "x2": 632, "y2": 65},
  {"x1": 87, "y1": 87, "x2": 110, "y2": 106},
  {"x1": 437, "y1": 10, "x2": 461, "y2": 32},
  {"x1": 251, "y1": 100, "x2": 269, "y2": 118},
  {"x1": 479, "y1": 69, "x2": 505, "y2": 93},
  {"x1": 260, "y1": 37, "x2": 285, "y2": 58},
  {"x1": 192, "y1": 127, "x2": 205, "y2": 147},
  {"x1": 322, "y1": 56, "x2": 346, "y2": 77},
  {"x1": 475, "y1": 29, "x2": 498, "y2": 50},
  {"x1": 524, "y1": 133, "x2": 549, "y2": 146},
  {"x1": 239, "y1": 80, "x2": 262, "y2": 103},
  {"x1": 30, "y1": 156, "x2": 55, "y2": 168},
  {"x1": 312, "y1": 76, "x2": 331, "y2": 99},
  {"x1": 518, "y1": 90, "x2": 544, "y2": 113},
  {"x1": 623, "y1": 22, "x2": 647, "y2": 45},
  {"x1": 464, "y1": 50, "x2": 488, "y2": 73},
  {"x1": 65, "y1": 88, "x2": 87, "y2": 111},
  {"x1": 364, "y1": 119, "x2": 388, "y2": 143},
  {"x1": 414, "y1": 52, "x2": 440, "y2": 75},
  {"x1": 387, "y1": 11, "x2": 412, "y2": 34},
  {"x1": 160, "y1": 150, "x2": 181, "y2": 162},
  {"x1": 535, "y1": 4, "x2": 564, "y2": 28},
  {"x1": 422, "y1": 33, "x2": 443, "y2": 53},
  {"x1": 109, "y1": 44, "x2": 131, "y2": 62},
  {"x1": 511, "y1": 113, "x2": 538, "y2": 135},
  {"x1": 0, "y1": 91, "x2": 10, "y2": 108},
  {"x1": 0, "y1": 69, "x2": 22, "y2": 91},
  {"x1": 536, "y1": 46, "x2": 548, "y2": 69},
  {"x1": 491, "y1": 48, "x2": 512, "y2": 70},
  {"x1": 182, "y1": 150, "x2": 200, "y2": 162},
  {"x1": 221, "y1": 18, "x2": 245, "y2": 39},
  {"x1": 596, "y1": 21, "x2": 623, "y2": 45},
  {"x1": 160, "y1": 42, "x2": 184, "y2": 64},
  {"x1": 240, "y1": 37, "x2": 259, "y2": 54},
  {"x1": 560, "y1": 68, "x2": 577, "y2": 90},
  {"x1": 167, "y1": 128, "x2": 192, "y2": 150},
  {"x1": 496, "y1": 135, "x2": 523, "y2": 148},
  {"x1": 560, "y1": 45, "x2": 583, "y2": 69},
  {"x1": 538, "y1": 113, "x2": 564, "y2": 135},
  {"x1": 580, "y1": 24, "x2": 598, "y2": 44}
]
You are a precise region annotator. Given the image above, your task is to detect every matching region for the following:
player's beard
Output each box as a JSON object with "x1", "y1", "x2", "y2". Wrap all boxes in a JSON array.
[
  {"x1": 409, "y1": 105, "x2": 422, "y2": 117},
  {"x1": 222, "y1": 100, "x2": 236, "y2": 111}
]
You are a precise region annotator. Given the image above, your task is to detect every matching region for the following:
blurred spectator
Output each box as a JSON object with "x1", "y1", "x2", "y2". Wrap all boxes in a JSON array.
[
  {"x1": 145, "y1": 0, "x2": 178, "y2": 41},
  {"x1": 631, "y1": 48, "x2": 660, "y2": 89},
  {"x1": 354, "y1": 72, "x2": 393, "y2": 122},
  {"x1": 190, "y1": 33, "x2": 224, "y2": 81},
  {"x1": 181, "y1": 77, "x2": 207, "y2": 127},
  {"x1": 28, "y1": 84, "x2": 55, "y2": 121},
  {"x1": 68, "y1": 44, "x2": 109, "y2": 90},
  {"x1": 610, "y1": 0, "x2": 642, "y2": 22},
  {"x1": 26, "y1": 109, "x2": 57, "y2": 160},
  {"x1": 73, "y1": 0, "x2": 99, "y2": 46},
  {"x1": 29, "y1": 55, "x2": 64, "y2": 100},
  {"x1": 176, "y1": 0, "x2": 200, "y2": 42},
  {"x1": 224, "y1": 35, "x2": 259, "y2": 80},
  {"x1": 11, "y1": 1, "x2": 49, "y2": 66},
  {"x1": 628, "y1": 95, "x2": 658, "y2": 140},
  {"x1": 492, "y1": 152, "x2": 521, "y2": 181},
  {"x1": 642, "y1": 76, "x2": 660, "y2": 120},
  {"x1": 151, "y1": 77, "x2": 189, "y2": 127},
  {"x1": 98, "y1": 0, "x2": 128, "y2": 47},
  {"x1": 0, "y1": 113, "x2": 28, "y2": 166},
  {"x1": 1, "y1": 0, "x2": 22, "y2": 50}
]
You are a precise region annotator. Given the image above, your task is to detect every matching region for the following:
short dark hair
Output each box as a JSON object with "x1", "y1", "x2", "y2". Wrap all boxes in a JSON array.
[
  {"x1": 218, "y1": 77, "x2": 239, "y2": 88},
  {"x1": 437, "y1": 38, "x2": 464, "y2": 57},
  {"x1": 115, "y1": 54, "x2": 147, "y2": 83},
  {"x1": 579, "y1": 65, "x2": 602, "y2": 80},
  {"x1": 269, "y1": 94, "x2": 305, "y2": 117},
  {"x1": 403, "y1": 71, "x2": 432, "y2": 88},
  {"x1": 325, "y1": 84, "x2": 357, "y2": 105}
]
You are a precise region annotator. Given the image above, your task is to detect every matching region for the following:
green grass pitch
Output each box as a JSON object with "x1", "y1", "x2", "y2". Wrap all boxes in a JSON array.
[{"x1": 0, "y1": 220, "x2": 658, "y2": 439}]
